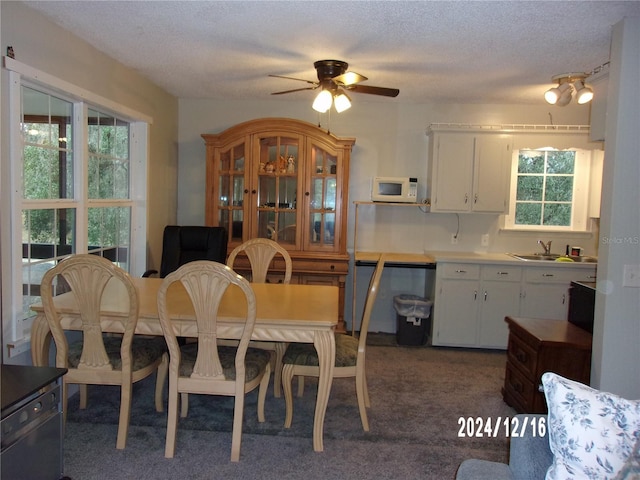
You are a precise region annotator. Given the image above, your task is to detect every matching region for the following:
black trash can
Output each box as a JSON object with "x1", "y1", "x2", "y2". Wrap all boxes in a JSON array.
[{"x1": 393, "y1": 294, "x2": 433, "y2": 346}]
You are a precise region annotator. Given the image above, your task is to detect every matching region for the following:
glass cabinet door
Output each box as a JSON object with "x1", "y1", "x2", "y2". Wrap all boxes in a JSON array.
[
  {"x1": 217, "y1": 141, "x2": 246, "y2": 242},
  {"x1": 308, "y1": 144, "x2": 338, "y2": 250},
  {"x1": 255, "y1": 135, "x2": 300, "y2": 246}
]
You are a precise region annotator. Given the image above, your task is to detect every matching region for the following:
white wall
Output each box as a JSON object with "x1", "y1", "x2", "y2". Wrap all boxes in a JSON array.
[
  {"x1": 591, "y1": 18, "x2": 640, "y2": 399},
  {"x1": 178, "y1": 99, "x2": 600, "y2": 331}
]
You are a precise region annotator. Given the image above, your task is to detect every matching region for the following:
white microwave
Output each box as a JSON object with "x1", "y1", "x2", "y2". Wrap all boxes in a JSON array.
[{"x1": 371, "y1": 176, "x2": 418, "y2": 203}]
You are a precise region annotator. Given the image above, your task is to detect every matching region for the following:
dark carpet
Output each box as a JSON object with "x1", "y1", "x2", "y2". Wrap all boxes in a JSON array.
[{"x1": 62, "y1": 334, "x2": 516, "y2": 479}]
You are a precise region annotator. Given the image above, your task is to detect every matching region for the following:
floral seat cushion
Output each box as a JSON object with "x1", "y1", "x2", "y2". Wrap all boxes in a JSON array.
[
  {"x1": 179, "y1": 343, "x2": 271, "y2": 381},
  {"x1": 282, "y1": 333, "x2": 358, "y2": 368},
  {"x1": 68, "y1": 335, "x2": 167, "y2": 371}
]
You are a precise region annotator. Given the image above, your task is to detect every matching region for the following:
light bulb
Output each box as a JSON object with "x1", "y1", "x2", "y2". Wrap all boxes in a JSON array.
[
  {"x1": 312, "y1": 89, "x2": 332, "y2": 113},
  {"x1": 574, "y1": 80, "x2": 594, "y2": 104},
  {"x1": 333, "y1": 92, "x2": 351, "y2": 113}
]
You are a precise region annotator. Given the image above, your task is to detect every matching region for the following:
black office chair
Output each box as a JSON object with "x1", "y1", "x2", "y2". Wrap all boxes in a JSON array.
[{"x1": 143, "y1": 225, "x2": 228, "y2": 278}]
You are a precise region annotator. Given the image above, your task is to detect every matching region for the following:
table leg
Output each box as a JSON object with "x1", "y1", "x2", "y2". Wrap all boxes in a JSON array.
[
  {"x1": 312, "y1": 329, "x2": 335, "y2": 452},
  {"x1": 30, "y1": 314, "x2": 52, "y2": 366}
]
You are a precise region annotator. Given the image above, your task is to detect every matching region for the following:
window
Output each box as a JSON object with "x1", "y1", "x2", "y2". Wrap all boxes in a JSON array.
[
  {"x1": 504, "y1": 148, "x2": 593, "y2": 231},
  {"x1": 2, "y1": 61, "x2": 150, "y2": 355}
]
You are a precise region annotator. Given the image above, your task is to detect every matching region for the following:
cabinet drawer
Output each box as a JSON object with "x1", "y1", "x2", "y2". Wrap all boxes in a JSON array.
[
  {"x1": 504, "y1": 363, "x2": 537, "y2": 412},
  {"x1": 507, "y1": 332, "x2": 538, "y2": 379},
  {"x1": 481, "y1": 265, "x2": 522, "y2": 282},
  {"x1": 438, "y1": 263, "x2": 480, "y2": 280},
  {"x1": 524, "y1": 266, "x2": 596, "y2": 284}
]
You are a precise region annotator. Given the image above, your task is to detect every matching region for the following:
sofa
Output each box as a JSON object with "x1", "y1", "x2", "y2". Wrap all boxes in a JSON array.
[
  {"x1": 455, "y1": 414, "x2": 551, "y2": 480},
  {"x1": 456, "y1": 372, "x2": 640, "y2": 480}
]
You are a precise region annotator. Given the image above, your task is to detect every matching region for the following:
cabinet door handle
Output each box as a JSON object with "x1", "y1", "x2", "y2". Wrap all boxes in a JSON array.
[
  {"x1": 484, "y1": 291, "x2": 488, "y2": 301},
  {"x1": 511, "y1": 381, "x2": 523, "y2": 393},
  {"x1": 474, "y1": 193, "x2": 478, "y2": 204},
  {"x1": 464, "y1": 193, "x2": 468, "y2": 204},
  {"x1": 473, "y1": 290, "x2": 477, "y2": 300},
  {"x1": 562, "y1": 294, "x2": 566, "y2": 305}
]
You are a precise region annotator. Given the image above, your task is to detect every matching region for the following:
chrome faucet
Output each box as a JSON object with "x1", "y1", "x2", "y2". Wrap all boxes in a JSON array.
[{"x1": 537, "y1": 240, "x2": 552, "y2": 255}]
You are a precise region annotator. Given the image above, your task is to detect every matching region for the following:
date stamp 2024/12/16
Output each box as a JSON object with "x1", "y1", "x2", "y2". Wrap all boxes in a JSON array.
[{"x1": 457, "y1": 416, "x2": 546, "y2": 438}]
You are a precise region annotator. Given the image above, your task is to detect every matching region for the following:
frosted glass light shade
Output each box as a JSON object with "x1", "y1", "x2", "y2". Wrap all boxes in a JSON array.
[
  {"x1": 333, "y1": 92, "x2": 351, "y2": 112},
  {"x1": 312, "y1": 90, "x2": 332, "y2": 113}
]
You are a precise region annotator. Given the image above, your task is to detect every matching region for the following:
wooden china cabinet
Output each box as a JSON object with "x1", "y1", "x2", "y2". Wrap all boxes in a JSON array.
[{"x1": 202, "y1": 118, "x2": 355, "y2": 332}]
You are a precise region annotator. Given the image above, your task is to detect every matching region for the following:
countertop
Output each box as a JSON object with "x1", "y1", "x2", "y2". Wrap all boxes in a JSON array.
[
  {"x1": 354, "y1": 250, "x2": 598, "y2": 268},
  {"x1": 1, "y1": 364, "x2": 67, "y2": 414}
]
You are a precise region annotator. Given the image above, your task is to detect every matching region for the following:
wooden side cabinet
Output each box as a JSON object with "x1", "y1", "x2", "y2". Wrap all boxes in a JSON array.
[
  {"x1": 202, "y1": 118, "x2": 355, "y2": 331},
  {"x1": 502, "y1": 316, "x2": 592, "y2": 414}
]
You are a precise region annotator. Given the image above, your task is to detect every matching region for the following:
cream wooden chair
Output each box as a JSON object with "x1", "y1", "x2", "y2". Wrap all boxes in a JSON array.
[
  {"x1": 40, "y1": 254, "x2": 169, "y2": 450},
  {"x1": 226, "y1": 237, "x2": 292, "y2": 397},
  {"x1": 157, "y1": 260, "x2": 271, "y2": 462},
  {"x1": 227, "y1": 237, "x2": 292, "y2": 284},
  {"x1": 282, "y1": 254, "x2": 385, "y2": 432}
]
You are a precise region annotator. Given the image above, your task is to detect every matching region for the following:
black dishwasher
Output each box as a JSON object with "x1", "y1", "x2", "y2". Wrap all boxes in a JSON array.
[
  {"x1": 1, "y1": 365, "x2": 67, "y2": 480},
  {"x1": 568, "y1": 281, "x2": 596, "y2": 334}
]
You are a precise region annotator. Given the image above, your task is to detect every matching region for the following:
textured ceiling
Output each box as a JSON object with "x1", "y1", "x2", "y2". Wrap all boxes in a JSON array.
[{"x1": 21, "y1": 0, "x2": 640, "y2": 105}]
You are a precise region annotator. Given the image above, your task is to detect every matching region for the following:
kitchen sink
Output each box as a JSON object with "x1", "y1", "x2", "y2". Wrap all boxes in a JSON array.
[{"x1": 508, "y1": 253, "x2": 598, "y2": 263}]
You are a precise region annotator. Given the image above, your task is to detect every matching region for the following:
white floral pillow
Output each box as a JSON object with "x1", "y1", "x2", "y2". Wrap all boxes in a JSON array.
[{"x1": 542, "y1": 372, "x2": 640, "y2": 480}]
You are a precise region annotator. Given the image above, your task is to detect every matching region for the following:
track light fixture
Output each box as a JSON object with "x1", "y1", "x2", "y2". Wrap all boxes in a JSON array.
[
  {"x1": 312, "y1": 86, "x2": 352, "y2": 113},
  {"x1": 544, "y1": 73, "x2": 593, "y2": 106}
]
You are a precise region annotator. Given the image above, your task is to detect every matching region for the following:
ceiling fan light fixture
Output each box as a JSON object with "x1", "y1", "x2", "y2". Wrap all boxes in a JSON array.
[
  {"x1": 312, "y1": 89, "x2": 333, "y2": 113},
  {"x1": 333, "y1": 91, "x2": 351, "y2": 113}
]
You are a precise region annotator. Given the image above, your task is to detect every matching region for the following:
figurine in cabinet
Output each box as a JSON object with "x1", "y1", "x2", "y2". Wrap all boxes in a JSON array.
[{"x1": 287, "y1": 155, "x2": 296, "y2": 173}]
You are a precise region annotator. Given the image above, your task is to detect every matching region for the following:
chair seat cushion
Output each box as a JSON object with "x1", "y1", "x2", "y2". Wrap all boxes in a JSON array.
[
  {"x1": 179, "y1": 343, "x2": 271, "y2": 381},
  {"x1": 68, "y1": 335, "x2": 167, "y2": 370},
  {"x1": 282, "y1": 334, "x2": 358, "y2": 367}
]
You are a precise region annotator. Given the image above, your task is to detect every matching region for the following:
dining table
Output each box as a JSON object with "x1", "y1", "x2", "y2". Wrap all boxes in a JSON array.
[{"x1": 29, "y1": 276, "x2": 338, "y2": 452}]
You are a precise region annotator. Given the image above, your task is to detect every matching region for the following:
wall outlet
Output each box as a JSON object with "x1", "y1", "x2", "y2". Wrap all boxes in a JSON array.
[
  {"x1": 481, "y1": 234, "x2": 490, "y2": 246},
  {"x1": 451, "y1": 234, "x2": 458, "y2": 245}
]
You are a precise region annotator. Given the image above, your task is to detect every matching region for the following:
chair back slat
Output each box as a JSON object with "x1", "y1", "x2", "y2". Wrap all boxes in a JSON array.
[
  {"x1": 41, "y1": 254, "x2": 138, "y2": 371},
  {"x1": 227, "y1": 238, "x2": 292, "y2": 284},
  {"x1": 357, "y1": 255, "x2": 385, "y2": 353},
  {"x1": 157, "y1": 260, "x2": 257, "y2": 380}
]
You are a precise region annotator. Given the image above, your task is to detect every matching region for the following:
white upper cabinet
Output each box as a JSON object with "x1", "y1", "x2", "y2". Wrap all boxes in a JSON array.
[{"x1": 427, "y1": 128, "x2": 513, "y2": 213}]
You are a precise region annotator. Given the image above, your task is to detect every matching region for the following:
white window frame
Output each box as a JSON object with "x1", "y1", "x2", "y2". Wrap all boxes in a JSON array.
[
  {"x1": 1, "y1": 58, "x2": 151, "y2": 357},
  {"x1": 503, "y1": 148, "x2": 593, "y2": 232}
]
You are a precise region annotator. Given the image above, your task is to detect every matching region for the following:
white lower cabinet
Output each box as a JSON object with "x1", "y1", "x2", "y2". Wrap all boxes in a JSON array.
[
  {"x1": 433, "y1": 261, "x2": 597, "y2": 349},
  {"x1": 520, "y1": 266, "x2": 598, "y2": 320},
  {"x1": 433, "y1": 263, "x2": 522, "y2": 349}
]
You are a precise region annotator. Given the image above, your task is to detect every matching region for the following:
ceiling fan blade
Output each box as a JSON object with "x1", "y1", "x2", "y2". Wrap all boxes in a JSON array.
[
  {"x1": 332, "y1": 71, "x2": 368, "y2": 86},
  {"x1": 347, "y1": 84, "x2": 400, "y2": 97},
  {"x1": 271, "y1": 86, "x2": 318, "y2": 95},
  {"x1": 268, "y1": 74, "x2": 318, "y2": 86}
]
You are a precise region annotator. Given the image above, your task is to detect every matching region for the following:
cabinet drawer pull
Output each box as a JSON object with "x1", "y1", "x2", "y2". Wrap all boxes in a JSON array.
[
  {"x1": 542, "y1": 273, "x2": 555, "y2": 277},
  {"x1": 497, "y1": 271, "x2": 509, "y2": 275},
  {"x1": 455, "y1": 269, "x2": 467, "y2": 273},
  {"x1": 511, "y1": 382, "x2": 523, "y2": 393},
  {"x1": 516, "y1": 351, "x2": 528, "y2": 363}
]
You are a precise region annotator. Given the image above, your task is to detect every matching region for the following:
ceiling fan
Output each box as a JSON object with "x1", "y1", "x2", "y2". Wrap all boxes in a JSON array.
[{"x1": 269, "y1": 60, "x2": 399, "y2": 112}]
